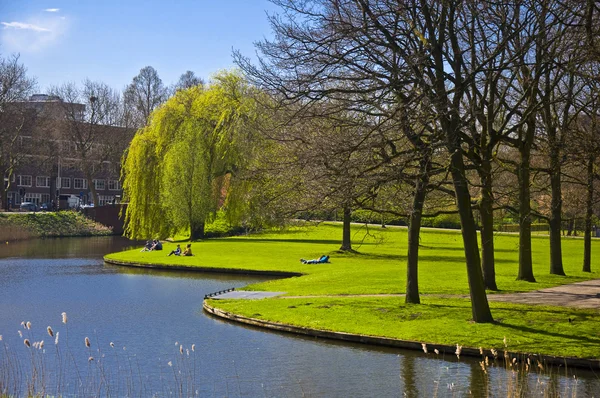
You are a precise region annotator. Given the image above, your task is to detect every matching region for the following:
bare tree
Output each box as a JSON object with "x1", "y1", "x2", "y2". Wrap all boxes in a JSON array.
[
  {"x1": 49, "y1": 80, "x2": 131, "y2": 206},
  {"x1": 0, "y1": 53, "x2": 37, "y2": 210},
  {"x1": 124, "y1": 66, "x2": 168, "y2": 127},
  {"x1": 237, "y1": 0, "x2": 501, "y2": 321},
  {"x1": 175, "y1": 71, "x2": 204, "y2": 91}
]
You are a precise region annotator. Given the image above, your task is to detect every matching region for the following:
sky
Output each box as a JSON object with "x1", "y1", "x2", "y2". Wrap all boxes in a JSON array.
[{"x1": 0, "y1": 0, "x2": 278, "y2": 93}]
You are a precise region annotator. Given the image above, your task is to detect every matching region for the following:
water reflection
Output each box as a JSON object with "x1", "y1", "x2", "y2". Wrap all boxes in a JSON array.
[
  {"x1": 0, "y1": 236, "x2": 598, "y2": 397},
  {"x1": 0, "y1": 236, "x2": 138, "y2": 259}
]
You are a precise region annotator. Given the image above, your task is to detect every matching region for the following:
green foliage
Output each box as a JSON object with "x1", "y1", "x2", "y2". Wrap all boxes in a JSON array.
[
  {"x1": 422, "y1": 213, "x2": 461, "y2": 229},
  {"x1": 122, "y1": 71, "x2": 262, "y2": 240},
  {"x1": 495, "y1": 223, "x2": 549, "y2": 233},
  {"x1": 350, "y1": 209, "x2": 407, "y2": 226}
]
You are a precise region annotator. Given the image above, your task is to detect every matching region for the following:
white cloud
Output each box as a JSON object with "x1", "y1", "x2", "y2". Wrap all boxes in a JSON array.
[
  {"x1": 45, "y1": 8, "x2": 60, "y2": 13},
  {"x1": 1, "y1": 15, "x2": 68, "y2": 53},
  {"x1": 1, "y1": 21, "x2": 51, "y2": 32}
]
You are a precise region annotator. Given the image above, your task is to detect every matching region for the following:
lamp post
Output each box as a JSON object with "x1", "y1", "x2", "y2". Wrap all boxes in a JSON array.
[{"x1": 56, "y1": 156, "x2": 61, "y2": 210}]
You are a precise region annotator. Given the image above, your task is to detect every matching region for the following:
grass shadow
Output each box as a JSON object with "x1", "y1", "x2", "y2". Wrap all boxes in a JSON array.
[{"x1": 223, "y1": 237, "x2": 362, "y2": 245}]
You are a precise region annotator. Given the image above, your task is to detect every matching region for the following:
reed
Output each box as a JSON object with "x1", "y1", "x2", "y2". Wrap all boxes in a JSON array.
[
  {"x1": 0, "y1": 312, "x2": 201, "y2": 397},
  {"x1": 424, "y1": 338, "x2": 581, "y2": 397}
]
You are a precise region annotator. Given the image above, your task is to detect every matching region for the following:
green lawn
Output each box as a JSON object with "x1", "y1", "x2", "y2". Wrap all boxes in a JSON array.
[
  {"x1": 105, "y1": 222, "x2": 600, "y2": 358},
  {"x1": 212, "y1": 297, "x2": 600, "y2": 358}
]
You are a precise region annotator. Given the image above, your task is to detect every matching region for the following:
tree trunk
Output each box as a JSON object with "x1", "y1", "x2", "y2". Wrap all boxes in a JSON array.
[
  {"x1": 567, "y1": 219, "x2": 574, "y2": 236},
  {"x1": 190, "y1": 221, "x2": 205, "y2": 241},
  {"x1": 583, "y1": 155, "x2": 594, "y2": 272},
  {"x1": 517, "y1": 146, "x2": 536, "y2": 282},
  {"x1": 479, "y1": 158, "x2": 497, "y2": 291},
  {"x1": 449, "y1": 143, "x2": 493, "y2": 323},
  {"x1": 340, "y1": 206, "x2": 352, "y2": 251},
  {"x1": 1, "y1": 187, "x2": 7, "y2": 211},
  {"x1": 405, "y1": 163, "x2": 429, "y2": 304},
  {"x1": 85, "y1": 168, "x2": 99, "y2": 207},
  {"x1": 549, "y1": 149, "x2": 565, "y2": 275}
]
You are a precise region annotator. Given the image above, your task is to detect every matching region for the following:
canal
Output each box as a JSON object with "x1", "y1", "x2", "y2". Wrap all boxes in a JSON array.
[{"x1": 0, "y1": 236, "x2": 597, "y2": 396}]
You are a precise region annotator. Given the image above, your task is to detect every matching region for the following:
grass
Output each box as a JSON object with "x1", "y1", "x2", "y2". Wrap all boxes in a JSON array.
[
  {"x1": 0, "y1": 211, "x2": 113, "y2": 241},
  {"x1": 211, "y1": 297, "x2": 600, "y2": 358},
  {"x1": 105, "y1": 222, "x2": 600, "y2": 358}
]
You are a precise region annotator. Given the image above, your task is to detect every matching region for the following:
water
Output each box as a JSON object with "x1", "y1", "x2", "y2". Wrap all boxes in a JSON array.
[{"x1": 0, "y1": 237, "x2": 598, "y2": 397}]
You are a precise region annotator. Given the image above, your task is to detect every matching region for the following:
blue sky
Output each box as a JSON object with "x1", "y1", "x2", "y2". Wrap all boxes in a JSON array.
[{"x1": 0, "y1": 1, "x2": 278, "y2": 92}]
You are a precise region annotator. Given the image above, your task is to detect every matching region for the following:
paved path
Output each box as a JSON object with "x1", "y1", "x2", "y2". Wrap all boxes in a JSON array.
[
  {"x1": 210, "y1": 279, "x2": 600, "y2": 309},
  {"x1": 212, "y1": 291, "x2": 285, "y2": 300},
  {"x1": 486, "y1": 279, "x2": 600, "y2": 309}
]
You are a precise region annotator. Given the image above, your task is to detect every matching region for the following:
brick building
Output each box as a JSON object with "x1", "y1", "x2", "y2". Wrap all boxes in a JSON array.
[{"x1": 4, "y1": 94, "x2": 134, "y2": 210}]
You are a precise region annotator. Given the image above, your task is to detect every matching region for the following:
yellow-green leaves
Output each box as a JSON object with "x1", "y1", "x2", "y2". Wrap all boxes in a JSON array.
[{"x1": 122, "y1": 70, "x2": 259, "y2": 240}]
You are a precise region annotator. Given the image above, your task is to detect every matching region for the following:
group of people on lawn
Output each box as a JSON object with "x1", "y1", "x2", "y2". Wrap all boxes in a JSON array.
[
  {"x1": 168, "y1": 244, "x2": 192, "y2": 257},
  {"x1": 141, "y1": 239, "x2": 162, "y2": 252},
  {"x1": 141, "y1": 240, "x2": 192, "y2": 256},
  {"x1": 142, "y1": 239, "x2": 327, "y2": 263}
]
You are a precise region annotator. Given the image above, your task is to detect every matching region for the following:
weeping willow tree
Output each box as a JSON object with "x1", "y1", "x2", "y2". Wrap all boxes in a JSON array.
[{"x1": 122, "y1": 71, "x2": 260, "y2": 240}]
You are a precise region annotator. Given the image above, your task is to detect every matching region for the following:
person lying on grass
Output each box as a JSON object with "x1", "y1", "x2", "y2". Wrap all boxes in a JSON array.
[{"x1": 300, "y1": 255, "x2": 329, "y2": 264}]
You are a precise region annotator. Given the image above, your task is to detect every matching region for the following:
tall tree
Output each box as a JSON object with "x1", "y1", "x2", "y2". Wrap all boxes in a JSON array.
[
  {"x1": 49, "y1": 80, "x2": 129, "y2": 206},
  {"x1": 122, "y1": 71, "x2": 260, "y2": 240},
  {"x1": 124, "y1": 66, "x2": 168, "y2": 127},
  {"x1": 570, "y1": 78, "x2": 600, "y2": 273},
  {"x1": 0, "y1": 53, "x2": 37, "y2": 210},
  {"x1": 237, "y1": 0, "x2": 494, "y2": 321},
  {"x1": 175, "y1": 71, "x2": 204, "y2": 91}
]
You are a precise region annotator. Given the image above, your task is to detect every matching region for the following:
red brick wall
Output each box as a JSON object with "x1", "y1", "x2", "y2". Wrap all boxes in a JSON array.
[{"x1": 82, "y1": 204, "x2": 127, "y2": 235}]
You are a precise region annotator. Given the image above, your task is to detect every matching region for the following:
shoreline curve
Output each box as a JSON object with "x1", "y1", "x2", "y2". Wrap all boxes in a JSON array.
[
  {"x1": 105, "y1": 256, "x2": 600, "y2": 370},
  {"x1": 103, "y1": 257, "x2": 303, "y2": 277},
  {"x1": 203, "y1": 300, "x2": 600, "y2": 370}
]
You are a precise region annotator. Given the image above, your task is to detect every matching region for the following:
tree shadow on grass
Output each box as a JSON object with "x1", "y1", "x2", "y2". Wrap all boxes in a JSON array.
[
  {"x1": 424, "y1": 301, "x2": 600, "y2": 345},
  {"x1": 493, "y1": 322, "x2": 600, "y2": 347},
  {"x1": 420, "y1": 245, "x2": 519, "y2": 254},
  {"x1": 426, "y1": 300, "x2": 595, "y2": 317},
  {"x1": 224, "y1": 237, "x2": 377, "y2": 246}
]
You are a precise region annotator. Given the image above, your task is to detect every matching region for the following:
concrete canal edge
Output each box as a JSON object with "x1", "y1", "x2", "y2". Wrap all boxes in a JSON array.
[
  {"x1": 203, "y1": 300, "x2": 600, "y2": 371},
  {"x1": 105, "y1": 257, "x2": 600, "y2": 371},
  {"x1": 103, "y1": 258, "x2": 303, "y2": 277}
]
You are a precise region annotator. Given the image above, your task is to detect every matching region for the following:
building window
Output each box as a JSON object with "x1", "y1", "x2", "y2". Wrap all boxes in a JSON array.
[
  {"x1": 108, "y1": 180, "x2": 120, "y2": 190},
  {"x1": 98, "y1": 195, "x2": 114, "y2": 206},
  {"x1": 58, "y1": 177, "x2": 71, "y2": 189},
  {"x1": 94, "y1": 179, "x2": 105, "y2": 190},
  {"x1": 24, "y1": 193, "x2": 42, "y2": 204},
  {"x1": 41, "y1": 194, "x2": 50, "y2": 204},
  {"x1": 36, "y1": 176, "x2": 50, "y2": 188},
  {"x1": 18, "y1": 175, "x2": 32, "y2": 187},
  {"x1": 74, "y1": 178, "x2": 88, "y2": 190}
]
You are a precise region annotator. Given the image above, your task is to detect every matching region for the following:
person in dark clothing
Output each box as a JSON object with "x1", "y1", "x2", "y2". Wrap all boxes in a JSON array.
[
  {"x1": 151, "y1": 240, "x2": 163, "y2": 250},
  {"x1": 168, "y1": 244, "x2": 181, "y2": 256}
]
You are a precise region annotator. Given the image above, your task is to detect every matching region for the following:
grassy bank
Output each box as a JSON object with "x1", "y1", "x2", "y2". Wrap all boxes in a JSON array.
[
  {"x1": 0, "y1": 211, "x2": 113, "y2": 241},
  {"x1": 105, "y1": 222, "x2": 600, "y2": 358}
]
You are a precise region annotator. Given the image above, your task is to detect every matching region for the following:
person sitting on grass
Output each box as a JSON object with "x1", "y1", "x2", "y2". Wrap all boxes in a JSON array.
[
  {"x1": 168, "y1": 244, "x2": 181, "y2": 256},
  {"x1": 141, "y1": 240, "x2": 153, "y2": 252},
  {"x1": 300, "y1": 255, "x2": 329, "y2": 264},
  {"x1": 182, "y1": 243, "x2": 193, "y2": 256},
  {"x1": 150, "y1": 239, "x2": 163, "y2": 251}
]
